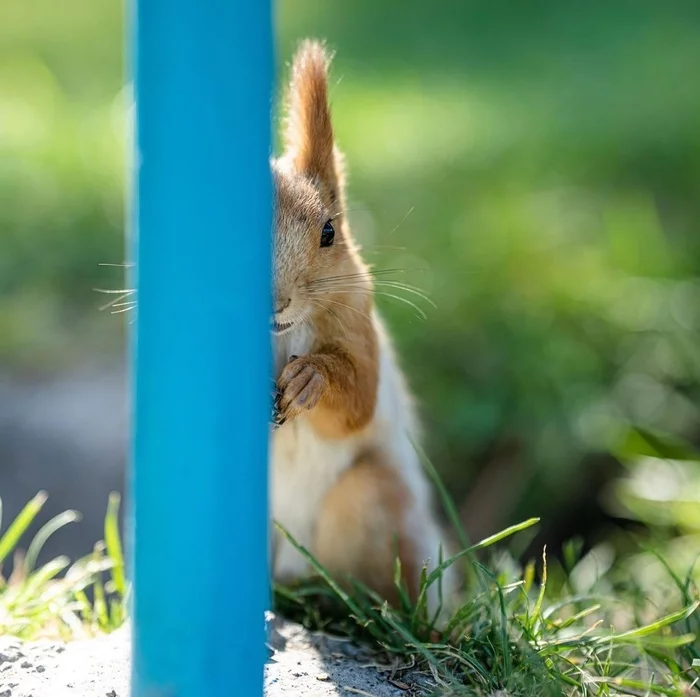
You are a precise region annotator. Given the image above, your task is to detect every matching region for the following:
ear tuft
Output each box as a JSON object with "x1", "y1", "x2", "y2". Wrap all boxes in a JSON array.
[{"x1": 282, "y1": 39, "x2": 339, "y2": 191}]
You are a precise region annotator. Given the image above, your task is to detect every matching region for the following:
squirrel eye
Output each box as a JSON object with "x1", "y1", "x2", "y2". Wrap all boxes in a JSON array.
[{"x1": 320, "y1": 220, "x2": 335, "y2": 248}]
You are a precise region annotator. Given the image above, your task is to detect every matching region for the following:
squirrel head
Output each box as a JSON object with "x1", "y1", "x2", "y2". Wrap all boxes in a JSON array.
[{"x1": 271, "y1": 40, "x2": 365, "y2": 336}]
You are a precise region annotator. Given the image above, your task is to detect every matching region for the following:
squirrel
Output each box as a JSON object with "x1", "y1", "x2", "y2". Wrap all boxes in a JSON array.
[{"x1": 270, "y1": 39, "x2": 457, "y2": 618}]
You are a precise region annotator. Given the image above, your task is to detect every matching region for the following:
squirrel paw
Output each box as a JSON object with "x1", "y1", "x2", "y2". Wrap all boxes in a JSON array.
[
  {"x1": 270, "y1": 380, "x2": 285, "y2": 430},
  {"x1": 276, "y1": 355, "x2": 328, "y2": 423}
]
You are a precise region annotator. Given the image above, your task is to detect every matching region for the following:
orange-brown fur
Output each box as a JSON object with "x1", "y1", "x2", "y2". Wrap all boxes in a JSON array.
[
  {"x1": 314, "y1": 456, "x2": 420, "y2": 605},
  {"x1": 278, "y1": 342, "x2": 378, "y2": 439},
  {"x1": 282, "y1": 41, "x2": 343, "y2": 199},
  {"x1": 273, "y1": 40, "x2": 378, "y2": 441},
  {"x1": 270, "y1": 39, "x2": 457, "y2": 615}
]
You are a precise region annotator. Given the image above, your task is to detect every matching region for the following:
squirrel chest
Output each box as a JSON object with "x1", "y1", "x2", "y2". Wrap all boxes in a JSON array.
[{"x1": 270, "y1": 325, "x2": 371, "y2": 580}]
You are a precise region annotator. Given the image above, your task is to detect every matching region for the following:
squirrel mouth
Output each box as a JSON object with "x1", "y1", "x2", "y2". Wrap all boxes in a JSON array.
[{"x1": 271, "y1": 319, "x2": 295, "y2": 335}]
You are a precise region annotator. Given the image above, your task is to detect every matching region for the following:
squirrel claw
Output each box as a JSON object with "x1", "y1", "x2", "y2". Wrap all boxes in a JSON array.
[{"x1": 270, "y1": 380, "x2": 285, "y2": 430}]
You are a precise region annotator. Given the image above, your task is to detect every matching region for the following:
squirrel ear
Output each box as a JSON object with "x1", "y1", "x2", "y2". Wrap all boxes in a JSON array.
[{"x1": 282, "y1": 39, "x2": 341, "y2": 197}]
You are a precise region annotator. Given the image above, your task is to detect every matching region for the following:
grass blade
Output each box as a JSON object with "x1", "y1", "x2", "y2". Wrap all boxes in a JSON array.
[
  {"x1": 470, "y1": 518, "x2": 541, "y2": 552},
  {"x1": 25, "y1": 510, "x2": 81, "y2": 573},
  {"x1": 530, "y1": 546, "x2": 548, "y2": 632},
  {"x1": 104, "y1": 492, "x2": 126, "y2": 597},
  {"x1": 594, "y1": 602, "x2": 700, "y2": 644},
  {"x1": 274, "y1": 522, "x2": 367, "y2": 622},
  {"x1": 409, "y1": 435, "x2": 471, "y2": 552},
  {"x1": 0, "y1": 492, "x2": 48, "y2": 567}
]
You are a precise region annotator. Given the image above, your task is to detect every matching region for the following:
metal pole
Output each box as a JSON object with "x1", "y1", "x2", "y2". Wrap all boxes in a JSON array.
[{"x1": 129, "y1": 0, "x2": 273, "y2": 694}]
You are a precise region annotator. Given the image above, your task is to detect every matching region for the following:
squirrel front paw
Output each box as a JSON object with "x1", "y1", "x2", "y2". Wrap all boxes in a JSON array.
[
  {"x1": 275, "y1": 355, "x2": 328, "y2": 424},
  {"x1": 271, "y1": 380, "x2": 285, "y2": 430}
]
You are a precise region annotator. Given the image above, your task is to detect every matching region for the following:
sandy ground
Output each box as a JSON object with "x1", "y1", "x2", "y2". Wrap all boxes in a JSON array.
[{"x1": 0, "y1": 613, "x2": 436, "y2": 697}]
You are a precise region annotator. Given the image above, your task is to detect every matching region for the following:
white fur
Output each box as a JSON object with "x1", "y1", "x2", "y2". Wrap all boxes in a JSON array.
[{"x1": 270, "y1": 310, "x2": 456, "y2": 613}]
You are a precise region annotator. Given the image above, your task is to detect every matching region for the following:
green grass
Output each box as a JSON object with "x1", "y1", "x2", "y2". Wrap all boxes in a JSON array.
[
  {"x1": 1, "y1": 476, "x2": 697, "y2": 696},
  {"x1": 0, "y1": 491, "x2": 127, "y2": 639},
  {"x1": 275, "y1": 517, "x2": 700, "y2": 697},
  {"x1": 272, "y1": 438, "x2": 700, "y2": 696}
]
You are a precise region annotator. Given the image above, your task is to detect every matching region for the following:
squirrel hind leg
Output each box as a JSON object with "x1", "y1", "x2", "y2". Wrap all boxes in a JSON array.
[{"x1": 313, "y1": 454, "x2": 452, "y2": 615}]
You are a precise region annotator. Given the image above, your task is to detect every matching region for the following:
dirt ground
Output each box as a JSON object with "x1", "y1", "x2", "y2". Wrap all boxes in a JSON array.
[{"x1": 0, "y1": 613, "x2": 438, "y2": 697}]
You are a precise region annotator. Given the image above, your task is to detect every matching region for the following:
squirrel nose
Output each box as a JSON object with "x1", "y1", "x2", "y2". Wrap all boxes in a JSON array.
[{"x1": 274, "y1": 297, "x2": 291, "y2": 315}]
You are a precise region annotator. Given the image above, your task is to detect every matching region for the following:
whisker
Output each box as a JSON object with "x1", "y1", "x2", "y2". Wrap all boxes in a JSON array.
[
  {"x1": 370, "y1": 281, "x2": 437, "y2": 308},
  {"x1": 331, "y1": 203, "x2": 416, "y2": 236},
  {"x1": 94, "y1": 287, "x2": 136, "y2": 294},
  {"x1": 314, "y1": 297, "x2": 373, "y2": 325},
  {"x1": 307, "y1": 268, "x2": 427, "y2": 288},
  {"x1": 97, "y1": 290, "x2": 137, "y2": 311},
  {"x1": 329, "y1": 206, "x2": 372, "y2": 221},
  {"x1": 314, "y1": 277, "x2": 428, "y2": 294},
  {"x1": 362, "y1": 245, "x2": 409, "y2": 253},
  {"x1": 309, "y1": 279, "x2": 436, "y2": 308},
  {"x1": 298, "y1": 307, "x2": 313, "y2": 331},
  {"x1": 309, "y1": 299, "x2": 349, "y2": 341},
  {"x1": 388, "y1": 206, "x2": 415, "y2": 236},
  {"x1": 322, "y1": 306, "x2": 349, "y2": 341},
  {"x1": 371, "y1": 291, "x2": 427, "y2": 320},
  {"x1": 371, "y1": 279, "x2": 425, "y2": 291},
  {"x1": 309, "y1": 288, "x2": 428, "y2": 321},
  {"x1": 333, "y1": 241, "x2": 409, "y2": 257}
]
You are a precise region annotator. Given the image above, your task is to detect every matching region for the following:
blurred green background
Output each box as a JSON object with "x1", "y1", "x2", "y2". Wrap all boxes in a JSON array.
[{"x1": 2, "y1": 0, "x2": 699, "y2": 579}]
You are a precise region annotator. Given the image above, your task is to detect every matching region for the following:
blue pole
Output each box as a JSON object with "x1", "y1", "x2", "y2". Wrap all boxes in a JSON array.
[{"x1": 129, "y1": 0, "x2": 272, "y2": 694}]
